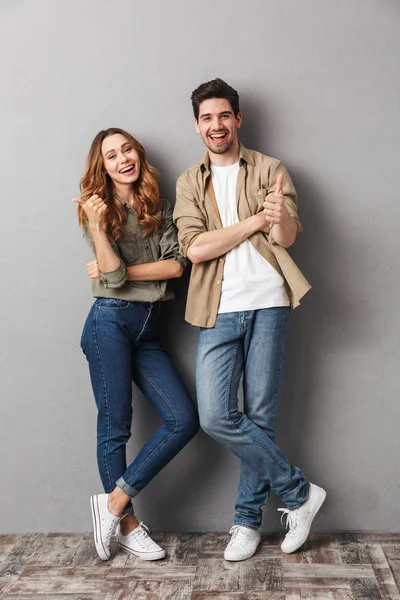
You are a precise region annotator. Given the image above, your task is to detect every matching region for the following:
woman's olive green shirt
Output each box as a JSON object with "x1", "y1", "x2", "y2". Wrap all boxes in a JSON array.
[{"x1": 83, "y1": 198, "x2": 187, "y2": 302}]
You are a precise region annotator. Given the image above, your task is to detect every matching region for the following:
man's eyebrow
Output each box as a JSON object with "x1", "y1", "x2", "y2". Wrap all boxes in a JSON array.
[{"x1": 199, "y1": 110, "x2": 233, "y2": 119}]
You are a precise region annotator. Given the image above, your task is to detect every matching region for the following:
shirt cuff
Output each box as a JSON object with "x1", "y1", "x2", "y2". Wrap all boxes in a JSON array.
[{"x1": 101, "y1": 261, "x2": 128, "y2": 289}]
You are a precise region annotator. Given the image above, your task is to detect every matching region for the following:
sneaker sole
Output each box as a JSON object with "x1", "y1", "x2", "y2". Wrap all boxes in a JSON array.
[
  {"x1": 281, "y1": 488, "x2": 327, "y2": 554},
  {"x1": 90, "y1": 495, "x2": 110, "y2": 561},
  {"x1": 118, "y1": 542, "x2": 166, "y2": 561},
  {"x1": 224, "y1": 547, "x2": 259, "y2": 561}
]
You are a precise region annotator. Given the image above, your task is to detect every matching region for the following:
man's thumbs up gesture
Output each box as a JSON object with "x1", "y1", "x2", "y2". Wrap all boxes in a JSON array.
[{"x1": 262, "y1": 173, "x2": 290, "y2": 227}]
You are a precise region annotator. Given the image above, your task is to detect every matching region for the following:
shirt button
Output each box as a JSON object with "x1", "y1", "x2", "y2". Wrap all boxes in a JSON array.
[
  {"x1": 257, "y1": 190, "x2": 262, "y2": 195},
  {"x1": 217, "y1": 280, "x2": 220, "y2": 284},
  {"x1": 219, "y1": 258, "x2": 223, "y2": 262}
]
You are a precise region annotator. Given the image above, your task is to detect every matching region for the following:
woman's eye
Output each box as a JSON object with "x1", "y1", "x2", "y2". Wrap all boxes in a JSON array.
[{"x1": 124, "y1": 147, "x2": 132, "y2": 153}]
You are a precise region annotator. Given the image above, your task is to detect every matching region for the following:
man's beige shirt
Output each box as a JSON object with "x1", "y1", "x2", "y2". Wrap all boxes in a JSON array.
[{"x1": 173, "y1": 145, "x2": 311, "y2": 328}]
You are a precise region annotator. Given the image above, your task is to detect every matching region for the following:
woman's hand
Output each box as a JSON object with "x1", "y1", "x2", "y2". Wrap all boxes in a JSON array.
[
  {"x1": 86, "y1": 260, "x2": 101, "y2": 279},
  {"x1": 73, "y1": 194, "x2": 107, "y2": 230}
]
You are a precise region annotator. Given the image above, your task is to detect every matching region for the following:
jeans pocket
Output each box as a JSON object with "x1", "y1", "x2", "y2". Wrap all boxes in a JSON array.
[{"x1": 97, "y1": 298, "x2": 130, "y2": 310}]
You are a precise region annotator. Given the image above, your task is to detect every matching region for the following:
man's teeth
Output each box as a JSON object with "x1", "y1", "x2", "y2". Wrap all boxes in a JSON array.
[{"x1": 211, "y1": 134, "x2": 226, "y2": 138}]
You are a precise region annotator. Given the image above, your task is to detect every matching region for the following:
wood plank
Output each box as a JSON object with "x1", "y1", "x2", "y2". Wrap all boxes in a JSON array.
[
  {"x1": 299, "y1": 590, "x2": 335, "y2": 599},
  {"x1": 385, "y1": 558, "x2": 400, "y2": 590},
  {"x1": 159, "y1": 579, "x2": 193, "y2": 600},
  {"x1": 106, "y1": 565, "x2": 196, "y2": 582},
  {"x1": 191, "y1": 593, "x2": 284, "y2": 600},
  {"x1": 197, "y1": 532, "x2": 228, "y2": 557},
  {"x1": 6, "y1": 565, "x2": 109, "y2": 595},
  {"x1": 192, "y1": 557, "x2": 239, "y2": 592},
  {"x1": 367, "y1": 543, "x2": 400, "y2": 600},
  {"x1": 381, "y1": 544, "x2": 400, "y2": 560},
  {"x1": 0, "y1": 574, "x2": 20, "y2": 598},
  {"x1": 283, "y1": 564, "x2": 375, "y2": 580},
  {"x1": 0, "y1": 534, "x2": 47, "y2": 577},
  {"x1": 239, "y1": 558, "x2": 283, "y2": 591},
  {"x1": 171, "y1": 532, "x2": 202, "y2": 566},
  {"x1": 287, "y1": 535, "x2": 343, "y2": 566},
  {"x1": 107, "y1": 580, "x2": 161, "y2": 600},
  {"x1": 0, "y1": 536, "x2": 23, "y2": 566},
  {"x1": 283, "y1": 577, "x2": 354, "y2": 590},
  {"x1": 25, "y1": 534, "x2": 83, "y2": 567},
  {"x1": 284, "y1": 589, "x2": 302, "y2": 600},
  {"x1": 349, "y1": 578, "x2": 382, "y2": 600},
  {"x1": 4, "y1": 595, "x2": 111, "y2": 600},
  {"x1": 332, "y1": 592, "x2": 354, "y2": 600}
]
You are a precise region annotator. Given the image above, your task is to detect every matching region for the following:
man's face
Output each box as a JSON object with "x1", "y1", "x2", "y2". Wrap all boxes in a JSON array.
[{"x1": 195, "y1": 98, "x2": 242, "y2": 155}]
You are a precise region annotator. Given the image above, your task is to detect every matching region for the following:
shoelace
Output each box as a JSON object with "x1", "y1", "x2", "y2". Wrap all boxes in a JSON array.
[
  {"x1": 228, "y1": 525, "x2": 252, "y2": 546},
  {"x1": 277, "y1": 508, "x2": 299, "y2": 538},
  {"x1": 104, "y1": 515, "x2": 120, "y2": 544},
  {"x1": 132, "y1": 522, "x2": 154, "y2": 549}
]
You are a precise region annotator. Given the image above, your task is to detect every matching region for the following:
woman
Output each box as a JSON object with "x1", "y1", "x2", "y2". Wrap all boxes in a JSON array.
[{"x1": 74, "y1": 128, "x2": 199, "y2": 562}]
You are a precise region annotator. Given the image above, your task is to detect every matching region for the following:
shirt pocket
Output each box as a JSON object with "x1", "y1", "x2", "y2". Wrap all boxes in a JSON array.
[
  {"x1": 255, "y1": 187, "x2": 267, "y2": 211},
  {"x1": 118, "y1": 232, "x2": 142, "y2": 265}
]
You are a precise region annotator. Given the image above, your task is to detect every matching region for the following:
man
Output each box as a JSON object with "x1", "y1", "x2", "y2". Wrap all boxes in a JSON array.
[{"x1": 173, "y1": 78, "x2": 326, "y2": 561}]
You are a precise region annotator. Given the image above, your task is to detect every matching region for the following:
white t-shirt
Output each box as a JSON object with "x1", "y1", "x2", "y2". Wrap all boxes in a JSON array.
[{"x1": 210, "y1": 161, "x2": 290, "y2": 313}]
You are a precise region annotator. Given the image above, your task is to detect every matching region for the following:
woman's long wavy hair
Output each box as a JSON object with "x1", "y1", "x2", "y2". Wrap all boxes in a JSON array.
[{"x1": 78, "y1": 128, "x2": 164, "y2": 239}]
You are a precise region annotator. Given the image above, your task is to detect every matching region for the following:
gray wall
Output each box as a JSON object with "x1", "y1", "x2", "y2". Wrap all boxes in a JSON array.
[{"x1": 1, "y1": 0, "x2": 399, "y2": 533}]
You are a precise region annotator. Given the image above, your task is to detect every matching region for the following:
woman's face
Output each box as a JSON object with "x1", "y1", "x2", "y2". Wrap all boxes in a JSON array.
[{"x1": 101, "y1": 134, "x2": 141, "y2": 187}]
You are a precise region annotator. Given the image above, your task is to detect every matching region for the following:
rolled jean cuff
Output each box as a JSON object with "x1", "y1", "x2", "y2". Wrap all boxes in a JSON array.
[
  {"x1": 116, "y1": 477, "x2": 140, "y2": 499},
  {"x1": 234, "y1": 521, "x2": 260, "y2": 531}
]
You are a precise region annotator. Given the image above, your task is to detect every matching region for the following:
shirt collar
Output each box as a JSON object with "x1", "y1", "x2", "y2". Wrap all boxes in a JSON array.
[{"x1": 200, "y1": 143, "x2": 254, "y2": 172}]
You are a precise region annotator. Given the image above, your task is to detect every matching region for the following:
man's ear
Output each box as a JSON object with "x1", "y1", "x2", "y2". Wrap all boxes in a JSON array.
[
  {"x1": 236, "y1": 112, "x2": 242, "y2": 129},
  {"x1": 194, "y1": 118, "x2": 200, "y2": 134}
]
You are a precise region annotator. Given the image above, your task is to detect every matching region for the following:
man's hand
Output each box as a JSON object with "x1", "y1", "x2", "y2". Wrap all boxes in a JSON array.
[
  {"x1": 253, "y1": 211, "x2": 273, "y2": 234},
  {"x1": 262, "y1": 174, "x2": 290, "y2": 226},
  {"x1": 73, "y1": 195, "x2": 107, "y2": 230},
  {"x1": 86, "y1": 260, "x2": 101, "y2": 279}
]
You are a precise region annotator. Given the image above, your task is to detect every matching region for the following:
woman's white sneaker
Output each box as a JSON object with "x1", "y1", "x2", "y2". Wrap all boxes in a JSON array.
[
  {"x1": 90, "y1": 494, "x2": 120, "y2": 561},
  {"x1": 118, "y1": 522, "x2": 166, "y2": 560},
  {"x1": 278, "y1": 482, "x2": 326, "y2": 554},
  {"x1": 224, "y1": 525, "x2": 261, "y2": 561}
]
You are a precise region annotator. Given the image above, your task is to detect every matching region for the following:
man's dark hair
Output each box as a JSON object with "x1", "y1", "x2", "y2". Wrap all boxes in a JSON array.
[{"x1": 191, "y1": 78, "x2": 240, "y2": 120}]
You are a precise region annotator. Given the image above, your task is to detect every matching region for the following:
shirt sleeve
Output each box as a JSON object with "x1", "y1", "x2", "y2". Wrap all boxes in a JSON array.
[
  {"x1": 82, "y1": 224, "x2": 128, "y2": 289},
  {"x1": 267, "y1": 160, "x2": 303, "y2": 236},
  {"x1": 173, "y1": 173, "x2": 207, "y2": 257},
  {"x1": 158, "y1": 199, "x2": 188, "y2": 270}
]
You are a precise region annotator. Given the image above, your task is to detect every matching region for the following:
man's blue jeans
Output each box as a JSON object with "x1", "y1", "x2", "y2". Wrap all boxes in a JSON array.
[
  {"x1": 81, "y1": 298, "x2": 199, "y2": 515},
  {"x1": 196, "y1": 307, "x2": 309, "y2": 530}
]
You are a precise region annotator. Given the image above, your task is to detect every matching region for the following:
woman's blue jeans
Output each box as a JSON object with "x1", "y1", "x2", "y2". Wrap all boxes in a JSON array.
[
  {"x1": 81, "y1": 298, "x2": 199, "y2": 515},
  {"x1": 196, "y1": 307, "x2": 309, "y2": 530}
]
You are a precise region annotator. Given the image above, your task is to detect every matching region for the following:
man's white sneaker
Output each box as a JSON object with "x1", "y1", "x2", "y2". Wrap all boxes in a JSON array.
[
  {"x1": 278, "y1": 482, "x2": 326, "y2": 554},
  {"x1": 224, "y1": 525, "x2": 261, "y2": 561},
  {"x1": 90, "y1": 494, "x2": 120, "y2": 561},
  {"x1": 118, "y1": 522, "x2": 166, "y2": 560}
]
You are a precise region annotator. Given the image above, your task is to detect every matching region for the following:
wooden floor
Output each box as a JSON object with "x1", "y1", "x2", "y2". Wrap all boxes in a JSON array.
[{"x1": 1, "y1": 532, "x2": 400, "y2": 600}]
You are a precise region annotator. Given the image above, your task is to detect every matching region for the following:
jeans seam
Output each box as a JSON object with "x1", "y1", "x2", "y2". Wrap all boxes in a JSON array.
[
  {"x1": 134, "y1": 304, "x2": 153, "y2": 343},
  {"x1": 123, "y1": 365, "x2": 179, "y2": 486},
  {"x1": 93, "y1": 306, "x2": 113, "y2": 492},
  {"x1": 267, "y1": 308, "x2": 290, "y2": 433}
]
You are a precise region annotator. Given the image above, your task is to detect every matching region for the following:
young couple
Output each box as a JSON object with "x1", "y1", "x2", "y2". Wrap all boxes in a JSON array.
[{"x1": 74, "y1": 78, "x2": 326, "y2": 564}]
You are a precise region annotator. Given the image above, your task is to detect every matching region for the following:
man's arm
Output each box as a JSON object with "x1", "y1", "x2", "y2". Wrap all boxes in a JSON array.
[
  {"x1": 174, "y1": 173, "x2": 271, "y2": 265},
  {"x1": 187, "y1": 214, "x2": 271, "y2": 264}
]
